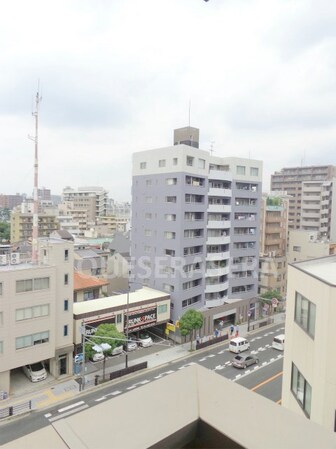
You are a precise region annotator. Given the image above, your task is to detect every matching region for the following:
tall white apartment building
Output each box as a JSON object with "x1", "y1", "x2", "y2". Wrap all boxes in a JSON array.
[
  {"x1": 0, "y1": 238, "x2": 74, "y2": 394},
  {"x1": 131, "y1": 128, "x2": 262, "y2": 323}
]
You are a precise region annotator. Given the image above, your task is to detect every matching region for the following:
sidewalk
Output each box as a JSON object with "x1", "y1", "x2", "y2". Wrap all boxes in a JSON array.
[{"x1": 0, "y1": 313, "x2": 286, "y2": 416}]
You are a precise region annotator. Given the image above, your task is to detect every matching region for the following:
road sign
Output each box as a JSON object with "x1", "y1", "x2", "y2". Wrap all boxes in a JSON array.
[{"x1": 272, "y1": 297, "x2": 279, "y2": 307}]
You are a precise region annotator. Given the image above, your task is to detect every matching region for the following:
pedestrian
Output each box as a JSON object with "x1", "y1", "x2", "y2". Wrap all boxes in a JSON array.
[
  {"x1": 230, "y1": 324, "x2": 234, "y2": 336},
  {"x1": 196, "y1": 334, "x2": 200, "y2": 345},
  {"x1": 235, "y1": 325, "x2": 239, "y2": 337}
]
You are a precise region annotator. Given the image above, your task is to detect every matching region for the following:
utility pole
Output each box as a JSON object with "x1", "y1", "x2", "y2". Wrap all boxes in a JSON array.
[{"x1": 29, "y1": 89, "x2": 42, "y2": 264}]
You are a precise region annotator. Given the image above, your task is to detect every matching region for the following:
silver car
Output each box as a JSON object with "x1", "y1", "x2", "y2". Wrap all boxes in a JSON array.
[{"x1": 232, "y1": 354, "x2": 259, "y2": 369}]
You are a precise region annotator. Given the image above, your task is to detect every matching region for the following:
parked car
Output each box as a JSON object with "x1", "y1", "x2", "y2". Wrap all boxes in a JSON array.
[
  {"x1": 22, "y1": 362, "x2": 47, "y2": 382},
  {"x1": 74, "y1": 353, "x2": 84, "y2": 364},
  {"x1": 232, "y1": 354, "x2": 259, "y2": 369},
  {"x1": 90, "y1": 352, "x2": 105, "y2": 362},
  {"x1": 124, "y1": 337, "x2": 138, "y2": 352},
  {"x1": 111, "y1": 345, "x2": 123, "y2": 356},
  {"x1": 139, "y1": 333, "x2": 153, "y2": 348}
]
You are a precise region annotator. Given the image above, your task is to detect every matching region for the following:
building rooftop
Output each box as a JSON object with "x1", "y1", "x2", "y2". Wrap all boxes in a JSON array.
[
  {"x1": 73, "y1": 272, "x2": 109, "y2": 291},
  {"x1": 73, "y1": 287, "x2": 169, "y2": 315},
  {"x1": 5, "y1": 364, "x2": 336, "y2": 449},
  {"x1": 291, "y1": 255, "x2": 336, "y2": 286}
]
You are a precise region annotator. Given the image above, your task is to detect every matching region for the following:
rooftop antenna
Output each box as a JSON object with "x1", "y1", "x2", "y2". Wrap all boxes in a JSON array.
[
  {"x1": 28, "y1": 83, "x2": 42, "y2": 264},
  {"x1": 210, "y1": 141, "x2": 215, "y2": 156}
]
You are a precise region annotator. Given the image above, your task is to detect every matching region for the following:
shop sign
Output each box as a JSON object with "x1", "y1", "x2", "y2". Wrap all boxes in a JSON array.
[
  {"x1": 84, "y1": 316, "x2": 116, "y2": 336},
  {"x1": 125, "y1": 308, "x2": 157, "y2": 331}
]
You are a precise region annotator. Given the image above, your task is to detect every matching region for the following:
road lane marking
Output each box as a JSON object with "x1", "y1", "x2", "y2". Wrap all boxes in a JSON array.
[
  {"x1": 49, "y1": 405, "x2": 89, "y2": 422},
  {"x1": 140, "y1": 380, "x2": 150, "y2": 384},
  {"x1": 126, "y1": 385, "x2": 137, "y2": 390},
  {"x1": 107, "y1": 391, "x2": 121, "y2": 396},
  {"x1": 58, "y1": 401, "x2": 85, "y2": 413},
  {"x1": 95, "y1": 397, "x2": 106, "y2": 402},
  {"x1": 251, "y1": 371, "x2": 283, "y2": 392},
  {"x1": 44, "y1": 413, "x2": 52, "y2": 418}
]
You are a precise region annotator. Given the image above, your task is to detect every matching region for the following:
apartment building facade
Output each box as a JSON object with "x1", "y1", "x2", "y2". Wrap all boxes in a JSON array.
[
  {"x1": 131, "y1": 128, "x2": 262, "y2": 323},
  {"x1": 258, "y1": 192, "x2": 290, "y2": 297},
  {"x1": 10, "y1": 210, "x2": 59, "y2": 243},
  {"x1": 271, "y1": 165, "x2": 336, "y2": 231},
  {"x1": 282, "y1": 256, "x2": 336, "y2": 432},
  {"x1": 62, "y1": 186, "x2": 108, "y2": 222},
  {"x1": 288, "y1": 230, "x2": 336, "y2": 264},
  {"x1": 0, "y1": 238, "x2": 74, "y2": 393}
]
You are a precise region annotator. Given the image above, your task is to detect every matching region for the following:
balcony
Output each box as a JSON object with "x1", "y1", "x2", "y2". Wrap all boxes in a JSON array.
[
  {"x1": 207, "y1": 220, "x2": 230, "y2": 229},
  {"x1": 205, "y1": 281, "x2": 229, "y2": 294},
  {"x1": 206, "y1": 266, "x2": 229, "y2": 277},
  {"x1": 209, "y1": 169, "x2": 232, "y2": 182},
  {"x1": 206, "y1": 251, "x2": 230, "y2": 261},
  {"x1": 206, "y1": 235, "x2": 230, "y2": 245},
  {"x1": 208, "y1": 187, "x2": 232, "y2": 198},
  {"x1": 207, "y1": 204, "x2": 231, "y2": 214}
]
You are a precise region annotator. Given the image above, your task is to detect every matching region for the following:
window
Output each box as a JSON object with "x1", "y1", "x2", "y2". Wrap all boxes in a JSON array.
[
  {"x1": 164, "y1": 214, "x2": 176, "y2": 221},
  {"x1": 186, "y1": 156, "x2": 194, "y2": 166},
  {"x1": 64, "y1": 299, "x2": 69, "y2": 311},
  {"x1": 237, "y1": 165, "x2": 246, "y2": 175},
  {"x1": 165, "y1": 249, "x2": 175, "y2": 256},
  {"x1": 158, "y1": 304, "x2": 168, "y2": 314},
  {"x1": 64, "y1": 325, "x2": 68, "y2": 337},
  {"x1": 64, "y1": 249, "x2": 69, "y2": 261},
  {"x1": 0, "y1": 341, "x2": 3, "y2": 354},
  {"x1": 291, "y1": 363, "x2": 312, "y2": 417},
  {"x1": 140, "y1": 162, "x2": 147, "y2": 169},
  {"x1": 16, "y1": 277, "x2": 49, "y2": 293},
  {"x1": 16, "y1": 304, "x2": 49, "y2": 321},
  {"x1": 144, "y1": 245, "x2": 151, "y2": 253},
  {"x1": 293, "y1": 246, "x2": 301, "y2": 252},
  {"x1": 198, "y1": 158, "x2": 205, "y2": 169},
  {"x1": 173, "y1": 157, "x2": 178, "y2": 165},
  {"x1": 0, "y1": 312, "x2": 2, "y2": 325},
  {"x1": 295, "y1": 292, "x2": 316, "y2": 338},
  {"x1": 116, "y1": 314, "x2": 122, "y2": 323},
  {"x1": 145, "y1": 196, "x2": 153, "y2": 203},
  {"x1": 166, "y1": 178, "x2": 177, "y2": 185},
  {"x1": 16, "y1": 279, "x2": 33, "y2": 293},
  {"x1": 146, "y1": 179, "x2": 152, "y2": 187},
  {"x1": 145, "y1": 229, "x2": 152, "y2": 237},
  {"x1": 145, "y1": 213, "x2": 152, "y2": 220},
  {"x1": 64, "y1": 274, "x2": 69, "y2": 285},
  {"x1": 159, "y1": 159, "x2": 166, "y2": 167},
  {"x1": 166, "y1": 196, "x2": 176, "y2": 203},
  {"x1": 84, "y1": 290, "x2": 95, "y2": 300},
  {"x1": 164, "y1": 231, "x2": 175, "y2": 240},
  {"x1": 162, "y1": 283, "x2": 174, "y2": 292},
  {"x1": 0, "y1": 282, "x2": 2, "y2": 295},
  {"x1": 250, "y1": 167, "x2": 259, "y2": 176},
  {"x1": 16, "y1": 331, "x2": 49, "y2": 349}
]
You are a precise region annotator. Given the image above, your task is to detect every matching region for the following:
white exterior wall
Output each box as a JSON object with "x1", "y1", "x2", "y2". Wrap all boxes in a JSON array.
[
  {"x1": 288, "y1": 230, "x2": 331, "y2": 263},
  {"x1": 282, "y1": 261, "x2": 336, "y2": 431}
]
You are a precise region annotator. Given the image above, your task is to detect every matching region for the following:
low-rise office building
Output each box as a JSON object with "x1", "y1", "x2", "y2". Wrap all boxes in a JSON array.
[{"x1": 0, "y1": 238, "x2": 74, "y2": 394}]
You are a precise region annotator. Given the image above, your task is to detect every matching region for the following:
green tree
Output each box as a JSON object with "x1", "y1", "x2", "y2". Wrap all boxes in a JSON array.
[
  {"x1": 84, "y1": 323, "x2": 125, "y2": 360},
  {"x1": 0, "y1": 222, "x2": 10, "y2": 242},
  {"x1": 179, "y1": 309, "x2": 203, "y2": 351},
  {"x1": 260, "y1": 290, "x2": 282, "y2": 300}
]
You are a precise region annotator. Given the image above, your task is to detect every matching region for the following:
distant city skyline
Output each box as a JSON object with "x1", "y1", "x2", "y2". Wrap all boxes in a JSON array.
[{"x1": 1, "y1": 0, "x2": 336, "y2": 201}]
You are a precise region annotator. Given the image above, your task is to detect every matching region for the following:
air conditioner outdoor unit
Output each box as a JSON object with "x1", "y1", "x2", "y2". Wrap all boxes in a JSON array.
[
  {"x1": 0, "y1": 255, "x2": 7, "y2": 265},
  {"x1": 10, "y1": 253, "x2": 20, "y2": 265}
]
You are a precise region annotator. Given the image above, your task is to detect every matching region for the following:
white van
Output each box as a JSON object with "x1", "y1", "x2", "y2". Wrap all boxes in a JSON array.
[
  {"x1": 272, "y1": 334, "x2": 285, "y2": 351},
  {"x1": 229, "y1": 337, "x2": 250, "y2": 353}
]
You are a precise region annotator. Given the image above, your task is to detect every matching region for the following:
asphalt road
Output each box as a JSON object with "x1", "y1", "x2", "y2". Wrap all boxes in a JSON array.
[{"x1": 0, "y1": 323, "x2": 285, "y2": 445}]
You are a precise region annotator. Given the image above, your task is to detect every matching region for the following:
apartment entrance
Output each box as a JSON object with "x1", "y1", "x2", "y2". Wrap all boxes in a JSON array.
[{"x1": 58, "y1": 354, "x2": 67, "y2": 376}]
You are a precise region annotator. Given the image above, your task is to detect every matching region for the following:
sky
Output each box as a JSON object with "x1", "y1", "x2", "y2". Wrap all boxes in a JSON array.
[{"x1": 1, "y1": 0, "x2": 336, "y2": 202}]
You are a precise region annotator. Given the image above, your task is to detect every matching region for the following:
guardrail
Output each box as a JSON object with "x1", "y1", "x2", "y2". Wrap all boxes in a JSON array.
[
  {"x1": 0, "y1": 400, "x2": 32, "y2": 420},
  {"x1": 196, "y1": 333, "x2": 229, "y2": 350},
  {"x1": 109, "y1": 362, "x2": 148, "y2": 381}
]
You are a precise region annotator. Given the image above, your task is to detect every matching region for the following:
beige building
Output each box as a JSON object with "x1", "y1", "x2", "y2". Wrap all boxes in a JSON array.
[
  {"x1": 288, "y1": 230, "x2": 336, "y2": 264},
  {"x1": 0, "y1": 238, "x2": 74, "y2": 394},
  {"x1": 259, "y1": 192, "x2": 290, "y2": 297},
  {"x1": 73, "y1": 271, "x2": 109, "y2": 302},
  {"x1": 282, "y1": 255, "x2": 336, "y2": 432},
  {"x1": 10, "y1": 210, "x2": 59, "y2": 243},
  {"x1": 62, "y1": 186, "x2": 108, "y2": 223},
  {"x1": 4, "y1": 364, "x2": 336, "y2": 449},
  {"x1": 271, "y1": 165, "x2": 336, "y2": 231}
]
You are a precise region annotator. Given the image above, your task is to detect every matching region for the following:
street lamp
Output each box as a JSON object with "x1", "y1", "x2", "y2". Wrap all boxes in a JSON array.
[{"x1": 125, "y1": 286, "x2": 130, "y2": 369}]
